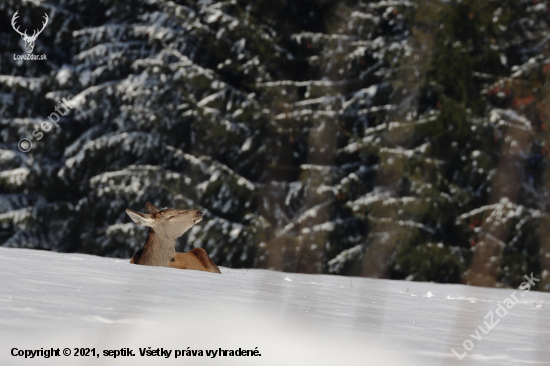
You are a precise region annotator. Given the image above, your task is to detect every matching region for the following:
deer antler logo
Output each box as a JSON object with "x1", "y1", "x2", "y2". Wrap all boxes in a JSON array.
[{"x1": 11, "y1": 11, "x2": 49, "y2": 54}]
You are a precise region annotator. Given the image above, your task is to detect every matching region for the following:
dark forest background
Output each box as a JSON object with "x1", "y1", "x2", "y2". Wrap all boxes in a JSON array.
[{"x1": 1, "y1": 0, "x2": 550, "y2": 290}]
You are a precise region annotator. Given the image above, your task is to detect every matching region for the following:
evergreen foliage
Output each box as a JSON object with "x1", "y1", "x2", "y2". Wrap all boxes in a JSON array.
[{"x1": 1, "y1": 0, "x2": 549, "y2": 289}]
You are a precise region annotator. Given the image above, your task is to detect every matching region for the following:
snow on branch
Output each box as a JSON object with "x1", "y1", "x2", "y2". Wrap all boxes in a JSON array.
[
  {"x1": 0, "y1": 76, "x2": 45, "y2": 91},
  {"x1": 489, "y1": 108, "x2": 533, "y2": 133},
  {"x1": 456, "y1": 197, "x2": 549, "y2": 227}
]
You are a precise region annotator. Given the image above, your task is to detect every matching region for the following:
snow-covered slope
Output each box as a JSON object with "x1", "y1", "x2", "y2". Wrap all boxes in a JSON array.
[{"x1": 0, "y1": 247, "x2": 548, "y2": 366}]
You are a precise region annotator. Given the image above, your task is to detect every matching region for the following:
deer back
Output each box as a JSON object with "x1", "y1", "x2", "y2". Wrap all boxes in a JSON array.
[{"x1": 169, "y1": 248, "x2": 222, "y2": 274}]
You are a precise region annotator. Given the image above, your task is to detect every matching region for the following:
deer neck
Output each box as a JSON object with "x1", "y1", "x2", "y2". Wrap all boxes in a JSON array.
[{"x1": 139, "y1": 228, "x2": 176, "y2": 266}]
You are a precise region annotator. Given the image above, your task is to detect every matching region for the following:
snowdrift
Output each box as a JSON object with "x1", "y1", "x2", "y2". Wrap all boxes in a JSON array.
[{"x1": 0, "y1": 247, "x2": 548, "y2": 366}]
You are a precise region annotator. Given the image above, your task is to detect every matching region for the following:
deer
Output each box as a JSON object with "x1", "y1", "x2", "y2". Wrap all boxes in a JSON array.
[
  {"x1": 11, "y1": 11, "x2": 49, "y2": 54},
  {"x1": 126, "y1": 202, "x2": 221, "y2": 274}
]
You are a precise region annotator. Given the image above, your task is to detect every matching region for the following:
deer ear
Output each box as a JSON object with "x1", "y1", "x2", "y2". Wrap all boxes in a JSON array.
[
  {"x1": 145, "y1": 202, "x2": 160, "y2": 214},
  {"x1": 126, "y1": 209, "x2": 156, "y2": 227}
]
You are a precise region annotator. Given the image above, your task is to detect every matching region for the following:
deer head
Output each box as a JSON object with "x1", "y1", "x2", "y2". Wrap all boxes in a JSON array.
[
  {"x1": 126, "y1": 203, "x2": 203, "y2": 241},
  {"x1": 11, "y1": 11, "x2": 49, "y2": 54}
]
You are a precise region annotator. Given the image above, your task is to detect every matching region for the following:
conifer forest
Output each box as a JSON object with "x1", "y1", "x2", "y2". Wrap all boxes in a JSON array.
[{"x1": 1, "y1": 0, "x2": 550, "y2": 290}]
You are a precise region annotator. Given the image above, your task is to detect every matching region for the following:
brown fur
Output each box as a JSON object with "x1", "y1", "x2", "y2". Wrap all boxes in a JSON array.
[
  {"x1": 129, "y1": 248, "x2": 142, "y2": 264},
  {"x1": 168, "y1": 248, "x2": 222, "y2": 273},
  {"x1": 127, "y1": 203, "x2": 221, "y2": 274}
]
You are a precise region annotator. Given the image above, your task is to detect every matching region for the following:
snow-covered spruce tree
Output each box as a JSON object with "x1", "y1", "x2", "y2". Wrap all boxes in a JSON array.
[
  {"x1": 450, "y1": 0, "x2": 550, "y2": 288},
  {"x1": 0, "y1": 0, "x2": 278, "y2": 264},
  {"x1": 389, "y1": 0, "x2": 550, "y2": 287},
  {"x1": 0, "y1": 0, "x2": 338, "y2": 268},
  {"x1": 256, "y1": 0, "x2": 550, "y2": 287},
  {"x1": 255, "y1": 0, "x2": 427, "y2": 275},
  {"x1": 1, "y1": 0, "x2": 549, "y2": 288},
  {"x1": 0, "y1": 0, "x2": 79, "y2": 250}
]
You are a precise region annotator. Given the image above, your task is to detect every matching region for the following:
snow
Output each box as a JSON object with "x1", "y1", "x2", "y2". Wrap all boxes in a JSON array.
[
  {"x1": 1, "y1": 248, "x2": 549, "y2": 366},
  {"x1": 0, "y1": 168, "x2": 30, "y2": 187}
]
